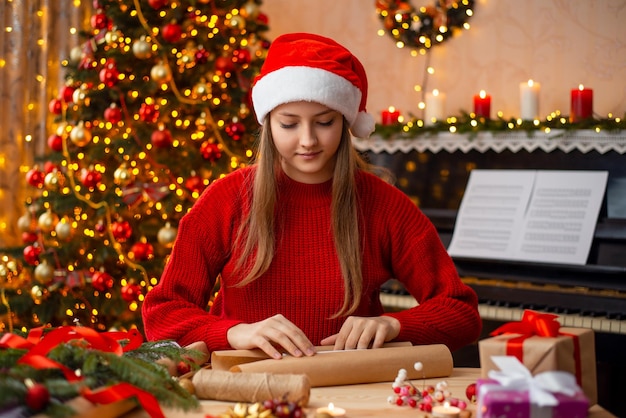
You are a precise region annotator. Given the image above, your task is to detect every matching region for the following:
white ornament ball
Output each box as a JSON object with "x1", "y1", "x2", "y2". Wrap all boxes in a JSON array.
[
  {"x1": 70, "y1": 46, "x2": 83, "y2": 63},
  {"x1": 157, "y1": 222, "x2": 178, "y2": 247},
  {"x1": 38, "y1": 210, "x2": 59, "y2": 232},
  {"x1": 34, "y1": 260, "x2": 54, "y2": 284},
  {"x1": 18, "y1": 212, "x2": 34, "y2": 232},
  {"x1": 150, "y1": 62, "x2": 172, "y2": 83},
  {"x1": 133, "y1": 37, "x2": 152, "y2": 59},
  {"x1": 55, "y1": 220, "x2": 73, "y2": 240}
]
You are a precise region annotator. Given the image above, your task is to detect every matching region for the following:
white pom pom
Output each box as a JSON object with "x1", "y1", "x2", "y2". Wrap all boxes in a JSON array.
[
  {"x1": 414, "y1": 361, "x2": 423, "y2": 371},
  {"x1": 350, "y1": 111, "x2": 376, "y2": 138}
]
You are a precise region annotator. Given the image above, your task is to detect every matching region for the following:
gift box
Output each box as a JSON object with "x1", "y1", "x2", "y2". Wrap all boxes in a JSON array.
[
  {"x1": 477, "y1": 356, "x2": 589, "y2": 418},
  {"x1": 479, "y1": 310, "x2": 597, "y2": 404}
]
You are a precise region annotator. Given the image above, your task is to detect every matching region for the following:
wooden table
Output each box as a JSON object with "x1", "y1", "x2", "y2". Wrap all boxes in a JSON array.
[{"x1": 122, "y1": 368, "x2": 615, "y2": 418}]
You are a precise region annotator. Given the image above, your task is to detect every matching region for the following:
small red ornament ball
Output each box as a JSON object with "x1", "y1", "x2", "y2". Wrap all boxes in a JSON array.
[
  {"x1": 99, "y1": 63, "x2": 120, "y2": 87},
  {"x1": 176, "y1": 361, "x2": 191, "y2": 375},
  {"x1": 90, "y1": 11, "x2": 109, "y2": 30},
  {"x1": 26, "y1": 167, "x2": 45, "y2": 188},
  {"x1": 195, "y1": 47, "x2": 209, "y2": 64},
  {"x1": 91, "y1": 271, "x2": 114, "y2": 292},
  {"x1": 185, "y1": 174, "x2": 204, "y2": 193},
  {"x1": 225, "y1": 121, "x2": 246, "y2": 140},
  {"x1": 23, "y1": 245, "x2": 42, "y2": 266},
  {"x1": 22, "y1": 231, "x2": 38, "y2": 244},
  {"x1": 148, "y1": 0, "x2": 169, "y2": 9},
  {"x1": 215, "y1": 56, "x2": 235, "y2": 74},
  {"x1": 81, "y1": 168, "x2": 102, "y2": 189},
  {"x1": 121, "y1": 283, "x2": 142, "y2": 302},
  {"x1": 139, "y1": 103, "x2": 159, "y2": 123},
  {"x1": 104, "y1": 104, "x2": 122, "y2": 124},
  {"x1": 161, "y1": 22, "x2": 182, "y2": 43},
  {"x1": 151, "y1": 129, "x2": 173, "y2": 148},
  {"x1": 232, "y1": 48, "x2": 251, "y2": 65},
  {"x1": 200, "y1": 141, "x2": 221, "y2": 161},
  {"x1": 25, "y1": 382, "x2": 50, "y2": 411},
  {"x1": 47, "y1": 134, "x2": 63, "y2": 152},
  {"x1": 111, "y1": 220, "x2": 132, "y2": 242},
  {"x1": 48, "y1": 98, "x2": 63, "y2": 115},
  {"x1": 130, "y1": 241, "x2": 154, "y2": 261},
  {"x1": 466, "y1": 382, "x2": 477, "y2": 403},
  {"x1": 60, "y1": 85, "x2": 75, "y2": 103}
]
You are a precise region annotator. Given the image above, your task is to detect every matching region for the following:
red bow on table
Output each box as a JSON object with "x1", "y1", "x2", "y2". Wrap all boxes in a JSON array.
[
  {"x1": 0, "y1": 326, "x2": 164, "y2": 418},
  {"x1": 122, "y1": 181, "x2": 169, "y2": 206},
  {"x1": 489, "y1": 309, "x2": 582, "y2": 385}
]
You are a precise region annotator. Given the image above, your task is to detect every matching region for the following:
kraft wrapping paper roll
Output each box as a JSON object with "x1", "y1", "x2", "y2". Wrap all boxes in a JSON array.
[
  {"x1": 191, "y1": 369, "x2": 311, "y2": 405},
  {"x1": 211, "y1": 341, "x2": 411, "y2": 372},
  {"x1": 229, "y1": 344, "x2": 453, "y2": 387}
]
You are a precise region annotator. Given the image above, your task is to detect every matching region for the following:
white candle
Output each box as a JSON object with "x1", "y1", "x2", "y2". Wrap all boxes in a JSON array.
[
  {"x1": 519, "y1": 79, "x2": 540, "y2": 120},
  {"x1": 315, "y1": 403, "x2": 346, "y2": 417},
  {"x1": 424, "y1": 89, "x2": 446, "y2": 125},
  {"x1": 432, "y1": 402, "x2": 461, "y2": 417}
]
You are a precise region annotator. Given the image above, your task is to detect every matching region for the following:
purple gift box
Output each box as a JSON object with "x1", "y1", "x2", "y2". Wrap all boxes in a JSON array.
[{"x1": 476, "y1": 356, "x2": 589, "y2": 418}]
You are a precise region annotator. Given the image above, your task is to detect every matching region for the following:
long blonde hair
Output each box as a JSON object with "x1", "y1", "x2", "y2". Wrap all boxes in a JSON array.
[{"x1": 234, "y1": 116, "x2": 375, "y2": 317}]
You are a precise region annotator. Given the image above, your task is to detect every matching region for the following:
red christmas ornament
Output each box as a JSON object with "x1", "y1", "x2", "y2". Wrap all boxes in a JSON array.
[
  {"x1": 60, "y1": 85, "x2": 75, "y2": 103},
  {"x1": 23, "y1": 245, "x2": 42, "y2": 265},
  {"x1": 22, "y1": 231, "x2": 38, "y2": 244},
  {"x1": 111, "y1": 220, "x2": 132, "y2": 242},
  {"x1": 104, "y1": 104, "x2": 123, "y2": 124},
  {"x1": 99, "y1": 62, "x2": 120, "y2": 87},
  {"x1": 91, "y1": 270, "x2": 114, "y2": 292},
  {"x1": 161, "y1": 22, "x2": 182, "y2": 43},
  {"x1": 184, "y1": 174, "x2": 204, "y2": 193},
  {"x1": 200, "y1": 141, "x2": 221, "y2": 162},
  {"x1": 48, "y1": 98, "x2": 63, "y2": 115},
  {"x1": 121, "y1": 283, "x2": 142, "y2": 302},
  {"x1": 176, "y1": 361, "x2": 191, "y2": 375},
  {"x1": 26, "y1": 167, "x2": 45, "y2": 188},
  {"x1": 47, "y1": 134, "x2": 63, "y2": 152},
  {"x1": 25, "y1": 382, "x2": 50, "y2": 411},
  {"x1": 257, "y1": 13, "x2": 269, "y2": 24},
  {"x1": 139, "y1": 103, "x2": 159, "y2": 123},
  {"x1": 225, "y1": 121, "x2": 246, "y2": 140},
  {"x1": 195, "y1": 47, "x2": 209, "y2": 64},
  {"x1": 151, "y1": 128, "x2": 173, "y2": 148},
  {"x1": 215, "y1": 56, "x2": 235, "y2": 74},
  {"x1": 232, "y1": 48, "x2": 251, "y2": 65},
  {"x1": 90, "y1": 11, "x2": 109, "y2": 30},
  {"x1": 43, "y1": 162, "x2": 60, "y2": 174},
  {"x1": 130, "y1": 241, "x2": 154, "y2": 261},
  {"x1": 466, "y1": 382, "x2": 477, "y2": 403},
  {"x1": 80, "y1": 168, "x2": 102, "y2": 189},
  {"x1": 148, "y1": 0, "x2": 169, "y2": 9}
]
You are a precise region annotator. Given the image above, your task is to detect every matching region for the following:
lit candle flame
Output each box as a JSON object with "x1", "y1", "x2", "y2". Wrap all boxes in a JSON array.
[
  {"x1": 579, "y1": 84, "x2": 585, "y2": 90},
  {"x1": 433, "y1": 89, "x2": 440, "y2": 96},
  {"x1": 528, "y1": 79, "x2": 534, "y2": 87},
  {"x1": 479, "y1": 90, "x2": 487, "y2": 99}
]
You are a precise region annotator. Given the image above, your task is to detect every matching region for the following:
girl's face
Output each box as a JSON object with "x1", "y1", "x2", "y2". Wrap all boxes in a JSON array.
[{"x1": 269, "y1": 101, "x2": 344, "y2": 184}]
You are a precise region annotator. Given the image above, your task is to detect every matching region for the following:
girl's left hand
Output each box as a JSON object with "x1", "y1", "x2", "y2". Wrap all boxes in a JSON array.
[{"x1": 319, "y1": 316, "x2": 400, "y2": 350}]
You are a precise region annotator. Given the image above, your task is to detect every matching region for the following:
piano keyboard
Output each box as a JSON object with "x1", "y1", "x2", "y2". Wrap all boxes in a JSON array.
[{"x1": 379, "y1": 293, "x2": 626, "y2": 335}]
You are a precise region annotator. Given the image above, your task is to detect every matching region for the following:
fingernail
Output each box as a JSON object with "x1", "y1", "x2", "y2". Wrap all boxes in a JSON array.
[
  {"x1": 294, "y1": 349, "x2": 303, "y2": 357},
  {"x1": 272, "y1": 352, "x2": 282, "y2": 359},
  {"x1": 305, "y1": 347, "x2": 316, "y2": 356}
]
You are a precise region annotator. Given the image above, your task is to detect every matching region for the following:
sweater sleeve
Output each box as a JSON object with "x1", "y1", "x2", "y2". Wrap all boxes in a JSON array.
[
  {"x1": 375, "y1": 182, "x2": 482, "y2": 351},
  {"x1": 141, "y1": 171, "x2": 247, "y2": 350}
]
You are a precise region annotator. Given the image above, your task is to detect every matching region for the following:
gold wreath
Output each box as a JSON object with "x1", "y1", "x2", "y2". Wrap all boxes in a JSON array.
[{"x1": 375, "y1": 0, "x2": 475, "y2": 52}]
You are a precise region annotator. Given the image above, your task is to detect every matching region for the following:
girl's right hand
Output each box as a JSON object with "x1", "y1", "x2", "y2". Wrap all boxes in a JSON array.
[{"x1": 226, "y1": 313, "x2": 317, "y2": 359}]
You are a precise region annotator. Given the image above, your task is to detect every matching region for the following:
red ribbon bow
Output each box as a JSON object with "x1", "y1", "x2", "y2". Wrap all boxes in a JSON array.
[
  {"x1": 0, "y1": 326, "x2": 163, "y2": 418},
  {"x1": 122, "y1": 181, "x2": 169, "y2": 206}
]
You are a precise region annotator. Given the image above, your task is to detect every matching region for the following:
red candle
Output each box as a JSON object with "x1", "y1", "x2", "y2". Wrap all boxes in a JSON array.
[
  {"x1": 473, "y1": 90, "x2": 491, "y2": 119},
  {"x1": 381, "y1": 106, "x2": 400, "y2": 125},
  {"x1": 570, "y1": 84, "x2": 593, "y2": 122}
]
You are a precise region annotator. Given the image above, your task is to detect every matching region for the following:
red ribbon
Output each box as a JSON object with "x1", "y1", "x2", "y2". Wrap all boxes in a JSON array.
[
  {"x1": 1, "y1": 326, "x2": 164, "y2": 417},
  {"x1": 122, "y1": 181, "x2": 169, "y2": 206},
  {"x1": 490, "y1": 310, "x2": 582, "y2": 385}
]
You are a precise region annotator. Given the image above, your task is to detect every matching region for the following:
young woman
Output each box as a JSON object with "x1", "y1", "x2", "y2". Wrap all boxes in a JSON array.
[{"x1": 142, "y1": 33, "x2": 482, "y2": 360}]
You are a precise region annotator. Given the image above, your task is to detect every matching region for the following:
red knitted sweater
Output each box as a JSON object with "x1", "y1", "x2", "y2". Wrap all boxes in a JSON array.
[{"x1": 142, "y1": 167, "x2": 481, "y2": 352}]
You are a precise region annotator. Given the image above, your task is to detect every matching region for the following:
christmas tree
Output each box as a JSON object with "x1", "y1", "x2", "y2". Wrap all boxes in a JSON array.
[{"x1": 2, "y1": 0, "x2": 270, "y2": 333}]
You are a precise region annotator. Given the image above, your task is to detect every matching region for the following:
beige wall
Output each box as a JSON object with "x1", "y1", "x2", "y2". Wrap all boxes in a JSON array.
[{"x1": 261, "y1": 0, "x2": 626, "y2": 123}]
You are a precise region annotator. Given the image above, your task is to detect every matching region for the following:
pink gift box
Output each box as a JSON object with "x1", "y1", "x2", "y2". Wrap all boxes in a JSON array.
[{"x1": 476, "y1": 378, "x2": 589, "y2": 418}]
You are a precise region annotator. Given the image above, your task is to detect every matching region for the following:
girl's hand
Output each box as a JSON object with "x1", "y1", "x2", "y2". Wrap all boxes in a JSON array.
[
  {"x1": 227, "y1": 314, "x2": 316, "y2": 359},
  {"x1": 320, "y1": 316, "x2": 400, "y2": 350}
]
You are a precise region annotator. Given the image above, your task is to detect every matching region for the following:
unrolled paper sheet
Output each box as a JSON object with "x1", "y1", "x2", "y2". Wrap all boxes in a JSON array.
[{"x1": 221, "y1": 344, "x2": 453, "y2": 387}]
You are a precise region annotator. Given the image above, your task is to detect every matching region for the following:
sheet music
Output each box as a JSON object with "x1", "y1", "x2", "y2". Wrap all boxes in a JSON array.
[{"x1": 447, "y1": 170, "x2": 608, "y2": 265}]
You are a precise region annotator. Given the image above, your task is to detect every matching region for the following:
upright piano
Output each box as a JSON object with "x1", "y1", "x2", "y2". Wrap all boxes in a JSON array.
[{"x1": 356, "y1": 131, "x2": 626, "y2": 416}]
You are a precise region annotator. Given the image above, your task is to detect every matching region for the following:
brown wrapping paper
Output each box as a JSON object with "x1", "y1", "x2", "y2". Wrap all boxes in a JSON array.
[
  {"x1": 211, "y1": 341, "x2": 411, "y2": 371},
  {"x1": 478, "y1": 327, "x2": 597, "y2": 404},
  {"x1": 225, "y1": 344, "x2": 453, "y2": 387},
  {"x1": 191, "y1": 369, "x2": 310, "y2": 405}
]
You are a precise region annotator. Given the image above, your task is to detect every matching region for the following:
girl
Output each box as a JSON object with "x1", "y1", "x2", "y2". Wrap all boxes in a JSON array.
[{"x1": 142, "y1": 33, "x2": 481, "y2": 360}]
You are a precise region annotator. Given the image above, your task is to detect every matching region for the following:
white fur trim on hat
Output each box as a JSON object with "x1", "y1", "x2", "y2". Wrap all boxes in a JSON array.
[{"x1": 252, "y1": 66, "x2": 374, "y2": 138}]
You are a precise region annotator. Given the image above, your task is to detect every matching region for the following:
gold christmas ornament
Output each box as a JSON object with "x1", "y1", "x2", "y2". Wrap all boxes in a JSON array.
[
  {"x1": 150, "y1": 62, "x2": 172, "y2": 83},
  {"x1": 69, "y1": 46, "x2": 84, "y2": 64},
  {"x1": 72, "y1": 85, "x2": 88, "y2": 105},
  {"x1": 38, "y1": 210, "x2": 59, "y2": 233},
  {"x1": 17, "y1": 212, "x2": 34, "y2": 232},
  {"x1": 70, "y1": 122, "x2": 92, "y2": 147},
  {"x1": 133, "y1": 36, "x2": 152, "y2": 59},
  {"x1": 157, "y1": 222, "x2": 178, "y2": 247},
  {"x1": 55, "y1": 220, "x2": 73, "y2": 241},
  {"x1": 34, "y1": 260, "x2": 54, "y2": 284},
  {"x1": 105, "y1": 28, "x2": 122, "y2": 45},
  {"x1": 44, "y1": 170, "x2": 63, "y2": 191},
  {"x1": 114, "y1": 164, "x2": 133, "y2": 185},
  {"x1": 31, "y1": 285, "x2": 46, "y2": 304},
  {"x1": 240, "y1": 1, "x2": 260, "y2": 19},
  {"x1": 192, "y1": 81, "x2": 210, "y2": 99},
  {"x1": 227, "y1": 15, "x2": 246, "y2": 30}
]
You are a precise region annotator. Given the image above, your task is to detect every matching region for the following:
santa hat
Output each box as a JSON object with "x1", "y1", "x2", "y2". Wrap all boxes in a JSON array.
[{"x1": 251, "y1": 33, "x2": 375, "y2": 139}]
